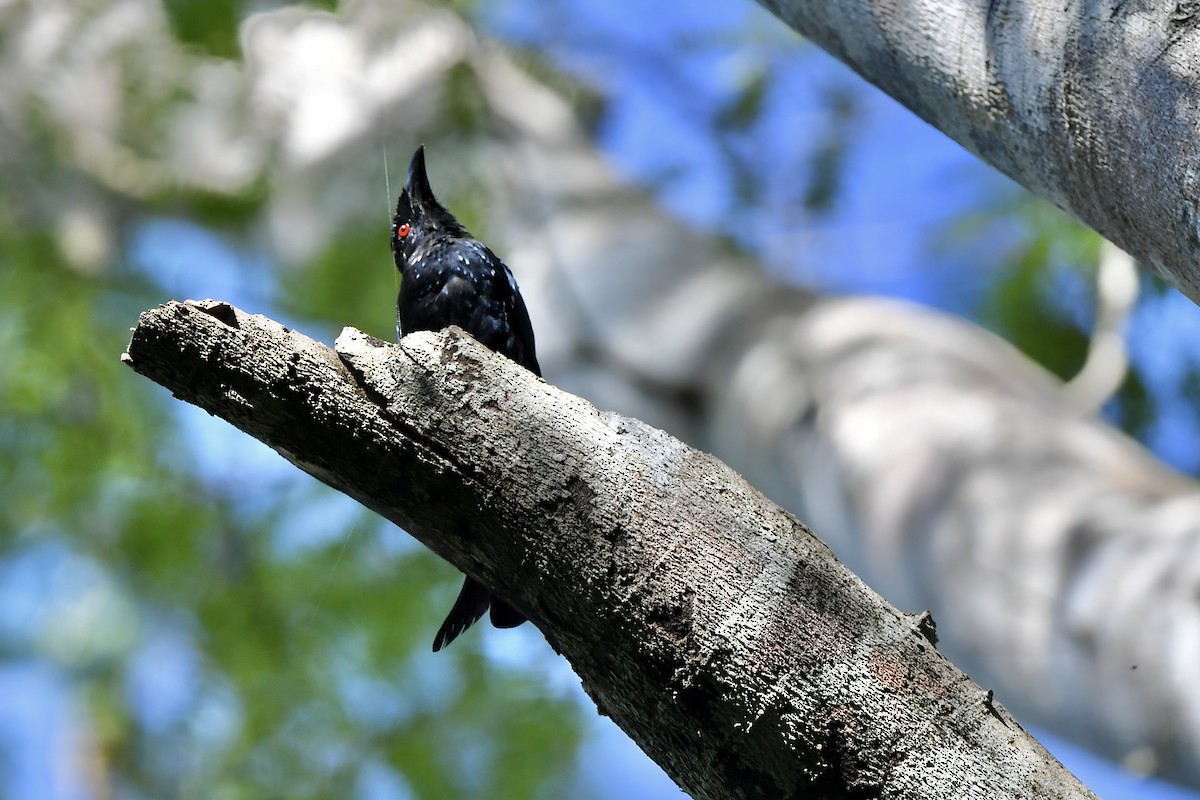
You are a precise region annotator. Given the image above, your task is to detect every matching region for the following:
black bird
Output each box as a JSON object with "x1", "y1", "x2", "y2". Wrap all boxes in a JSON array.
[{"x1": 391, "y1": 145, "x2": 538, "y2": 651}]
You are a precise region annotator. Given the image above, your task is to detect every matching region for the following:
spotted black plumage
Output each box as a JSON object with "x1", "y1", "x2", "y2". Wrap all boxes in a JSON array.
[{"x1": 391, "y1": 145, "x2": 538, "y2": 651}]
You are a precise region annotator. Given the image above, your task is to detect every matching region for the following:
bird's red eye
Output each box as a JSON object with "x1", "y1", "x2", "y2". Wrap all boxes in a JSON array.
[{"x1": 396, "y1": 223, "x2": 411, "y2": 238}]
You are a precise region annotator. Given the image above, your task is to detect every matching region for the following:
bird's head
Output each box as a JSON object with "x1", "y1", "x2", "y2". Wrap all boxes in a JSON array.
[{"x1": 391, "y1": 145, "x2": 468, "y2": 270}]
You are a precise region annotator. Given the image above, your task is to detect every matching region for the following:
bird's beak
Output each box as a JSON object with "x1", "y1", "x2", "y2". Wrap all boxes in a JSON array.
[{"x1": 406, "y1": 145, "x2": 436, "y2": 210}]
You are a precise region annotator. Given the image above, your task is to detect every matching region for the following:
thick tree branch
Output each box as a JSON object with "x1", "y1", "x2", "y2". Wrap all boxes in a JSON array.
[
  {"x1": 122, "y1": 299, "x2": 1095, "y2": 800},
  {"x1": 755, "y1": 0, "x2": 1200, "y2": 302}
]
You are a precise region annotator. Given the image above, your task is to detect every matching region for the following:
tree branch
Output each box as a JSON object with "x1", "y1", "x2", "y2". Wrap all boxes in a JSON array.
[
  {"x1": 755, "y1": 0, "x2": 1200, "y2": 303},
  {"x1": 122, "y1": 299, "x2": 1096, "y2": 800}
]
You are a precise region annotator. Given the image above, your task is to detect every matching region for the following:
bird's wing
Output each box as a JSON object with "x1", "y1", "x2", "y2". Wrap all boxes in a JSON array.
[{"x1": 502, "y1": 265, "x2": 541, "y2": 377}]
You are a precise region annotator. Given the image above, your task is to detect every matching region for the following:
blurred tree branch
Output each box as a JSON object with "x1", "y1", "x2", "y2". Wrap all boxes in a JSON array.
[
  {"x1": 122, "y1": 299, "x2": 1096, "y2": 800},
  {"x1": 754, "y1": 0, "x2": 1200, "y2": 304}
]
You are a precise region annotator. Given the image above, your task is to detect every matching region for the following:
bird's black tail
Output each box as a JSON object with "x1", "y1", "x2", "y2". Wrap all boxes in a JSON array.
[
  {"x1": 432, "y1": 577, "x2": 490, "y2": 652},
  {"x1": 432, "y1": 577, "x2": 528, "y2": 651}
]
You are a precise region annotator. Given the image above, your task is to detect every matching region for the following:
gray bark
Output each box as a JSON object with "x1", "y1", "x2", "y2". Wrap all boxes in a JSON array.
[
  {"x1": 753, "y1": 0, "x2": 1200, "y2": 303},
  {"x1": 122, "y1": 299, "x2": 1097, "y2": 800}
]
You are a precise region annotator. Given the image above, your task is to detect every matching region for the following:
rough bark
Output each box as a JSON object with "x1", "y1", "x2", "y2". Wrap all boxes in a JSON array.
[
  {"x1": 753, "y1": 0, "x2": 1200, "y2": 303},
  {"x1": 122, "y1": 299, "x2": 1097, "y2": 800}
]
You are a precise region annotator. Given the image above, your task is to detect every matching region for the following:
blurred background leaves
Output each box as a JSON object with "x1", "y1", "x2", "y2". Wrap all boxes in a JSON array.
[{"x1": 2, "y1": 0, "x2": 1199, "y2": 799}]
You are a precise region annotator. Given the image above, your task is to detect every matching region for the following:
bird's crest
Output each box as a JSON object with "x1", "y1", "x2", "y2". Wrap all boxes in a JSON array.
[{"x1": 395, "y1": 145, "x2": 467, "y2": 238}]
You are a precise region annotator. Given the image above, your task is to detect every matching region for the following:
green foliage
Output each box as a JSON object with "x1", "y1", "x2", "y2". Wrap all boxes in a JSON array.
[
  {"x1": 162, "y1": 0, "x2": 243, "y2": 58},
  {"x1": 444, "y1": 62, "x2": 494, "y2": 136},
  {"x1": 0, "y1": 8, "x2": 586, "y2": 798},
  {"x1": 0, "y1": 220, "x2": 166, "y2": 548},
  {"x1": 0, "y1": 195, "x2": 585, "y2": 796},
  {"x1": 941, "y1": 191, "x2": 1093, "y2": 376},
  {"x1": 159, "y1": 0, "x2": 346, "y2": 58},
  {"x1": 280, "y1": 219, "x2": 400, "y2": 338},
  {"x1": 715, "y1": 68, "x2": 768, "y2": 131},
  {"x1": 801, "y1": 88, "x2": 856, "y2": 215},
  {"x1": 1112, "y1": 362, "x2": 1156, "y2": 441},
  {"x1": 942, "y1": 188, "x2": 1178, "y2": 456},
  {"x1": 166, "y1": 181, "x2": 272, "y2": 229},
  {"x1": 987, "y1": 231, "x2": 1091, "y2": 382}
]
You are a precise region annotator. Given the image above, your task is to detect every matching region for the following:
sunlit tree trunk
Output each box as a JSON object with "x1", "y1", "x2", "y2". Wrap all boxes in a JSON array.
[{"x1": 753, "y1": 0, "x2": 1200, "y2": 304}]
